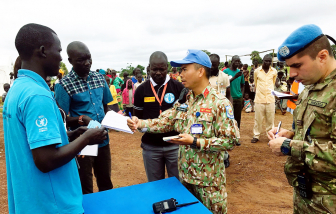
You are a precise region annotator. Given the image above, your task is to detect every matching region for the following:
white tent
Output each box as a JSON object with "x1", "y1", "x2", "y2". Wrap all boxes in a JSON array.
[{"x1": 0, "y1": 56, "x2": 13, "y2": 95}]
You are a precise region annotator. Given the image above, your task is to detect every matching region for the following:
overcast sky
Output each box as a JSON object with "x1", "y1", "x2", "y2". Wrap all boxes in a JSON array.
[{"x1": 1, "y1": 0, "x2": 336, "y2": 72}]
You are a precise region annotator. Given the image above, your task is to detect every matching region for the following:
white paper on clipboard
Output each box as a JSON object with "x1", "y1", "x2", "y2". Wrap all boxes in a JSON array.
[{"x1": 79, "y1": 144, "x2": 98, "y2": 156}]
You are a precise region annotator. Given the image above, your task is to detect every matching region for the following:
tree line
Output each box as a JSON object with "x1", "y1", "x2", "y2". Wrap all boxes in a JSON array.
[{"x1": 59, "y1": 46, "x2": 336, "y2": 76}]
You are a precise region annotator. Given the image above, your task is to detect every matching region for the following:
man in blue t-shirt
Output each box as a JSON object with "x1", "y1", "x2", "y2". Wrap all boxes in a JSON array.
[
  {"x1": 223, "y1": 55, "x2": 245, "y2": 130},
  {"x1": 3, "y1": 23, "x2": 107, "y2": 214}
]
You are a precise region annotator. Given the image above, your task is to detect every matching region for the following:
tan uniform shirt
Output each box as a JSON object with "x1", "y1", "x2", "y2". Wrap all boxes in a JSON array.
[
  {"x1": 139, "y1": 86, "x2": 239, "y2": 186},
  {"x1": 254, "y1": 66, "x2": 277, "y2": 103}
]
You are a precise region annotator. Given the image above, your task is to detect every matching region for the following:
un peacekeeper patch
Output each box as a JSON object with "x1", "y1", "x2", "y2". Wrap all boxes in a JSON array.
[
  {"x1": 225, "y1": 105, "x2": 234, "y2": 119},
  {"x1": 144, "y1": 97, "x2": 155, "y2": 102},
  {"x1": 308, "y1": 99, "x2": 326, "y2": 108}
]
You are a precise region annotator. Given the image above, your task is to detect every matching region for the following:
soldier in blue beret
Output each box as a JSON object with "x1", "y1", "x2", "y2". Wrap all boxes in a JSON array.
[{"x1": 268, "y1": 24, "x2": 336, "y2": 213}]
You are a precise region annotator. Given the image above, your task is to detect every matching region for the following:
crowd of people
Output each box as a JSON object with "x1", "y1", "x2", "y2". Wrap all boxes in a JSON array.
[{"x1": 2, "y1": 22, "x2": 336, "y2": 214}]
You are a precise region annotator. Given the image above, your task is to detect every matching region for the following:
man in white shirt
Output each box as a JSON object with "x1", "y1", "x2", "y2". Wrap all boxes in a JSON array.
[{"x1": 209, "y1": 54, "x2": 230, "y2": 99}]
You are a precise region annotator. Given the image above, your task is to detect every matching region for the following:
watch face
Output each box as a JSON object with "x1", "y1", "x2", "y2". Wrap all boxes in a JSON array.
[{"x1": 281, "y1": 146, "x2": 290, "y2": 155}]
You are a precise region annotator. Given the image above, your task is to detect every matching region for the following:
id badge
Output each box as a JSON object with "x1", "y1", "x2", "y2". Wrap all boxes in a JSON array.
[{"x1": 191, "y1": 124, "x2": 203, "y2": 134}]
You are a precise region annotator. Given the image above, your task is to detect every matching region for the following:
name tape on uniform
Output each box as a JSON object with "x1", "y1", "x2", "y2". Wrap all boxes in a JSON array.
[
  {"x1": 200, "y1": 108, "x2": 211, "y2": 113},
  {"x1": 144, "y1": 97, "x2": 155, "y2": 102},
  {"x1": 308, "y1": 99, "x2": 327, "y2": 108}
]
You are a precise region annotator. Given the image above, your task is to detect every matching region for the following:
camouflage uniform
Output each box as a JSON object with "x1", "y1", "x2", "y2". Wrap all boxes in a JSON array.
[
  {"x1": 139, "y1": 85, "x2": 239, "y2": 214},
  {"x1": 285, "y1": 69, "x2": 336, "y2": 213}
]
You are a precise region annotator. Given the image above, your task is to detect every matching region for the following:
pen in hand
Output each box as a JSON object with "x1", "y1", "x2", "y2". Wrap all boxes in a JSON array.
[{"x1": 275, "y1": 121, "x2": 282, "y2": 138}]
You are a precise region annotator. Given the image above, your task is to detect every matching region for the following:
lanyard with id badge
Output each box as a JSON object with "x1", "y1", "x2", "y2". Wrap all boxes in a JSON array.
[{"x1": 191, "y1": 112, "x2": 203, "y2": 134}]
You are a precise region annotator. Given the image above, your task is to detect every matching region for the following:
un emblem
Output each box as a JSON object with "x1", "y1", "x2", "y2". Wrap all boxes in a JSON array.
[
  {"x1": 279, "y1": 46, "x2": 290, "y2": 57},
  {"x1": 164, "y1": 93, "x2": 175, "y2": 104},
  {"x1": 36, "y1": 116, "x2": 48, "y2": 127}
]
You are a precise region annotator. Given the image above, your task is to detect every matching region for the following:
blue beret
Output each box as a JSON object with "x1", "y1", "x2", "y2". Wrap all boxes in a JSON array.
[
  {"x1": 99, "y1": 69, "x2": 106, "y2": 75},
  {"x1": 277, "y1": 24, "x2": 323, "y2": 61}
]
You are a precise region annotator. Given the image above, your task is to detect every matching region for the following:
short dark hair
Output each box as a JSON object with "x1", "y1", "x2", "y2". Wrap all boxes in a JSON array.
[
  {"x1": 232, "y1": 55, "x2": 240, "y2": 61},
  {"x1": 133, "y1": 68, "x2": 141, "y2": 75},
  {"x1": 209, "y1": 54, "x2": 220, "y2": 61},
  {"x1": 297, "y1": 35, "x2": 333, "y2": 60},
  {"x1": 15, "y1": 23, "x2": 56, "y2": 60},
  {"x1": 224, "y1": 62, "x2": 229, "y2": 66},
  {"x1": 194, "y1": 63, "x2": 211, "y2": 79},
  {"x1": 149, "y1": 51, "x2": 168, "y2": 63},
  {"x1": 263, "y1": 54, "x2": 272, "y2": 60}
]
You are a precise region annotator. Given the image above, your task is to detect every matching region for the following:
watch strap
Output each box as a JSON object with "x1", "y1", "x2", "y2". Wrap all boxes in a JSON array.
[
  {"x1": 191, "y1": 137, "x2": 197, "y2": 149},
  {"x1": 281, "y1": 138, "x2": 291, "y2": 156}
]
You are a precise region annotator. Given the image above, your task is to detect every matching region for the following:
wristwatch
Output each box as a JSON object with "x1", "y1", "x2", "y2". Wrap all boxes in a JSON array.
[
  {"x1": 281, "y1": 138, "x2": 291, "y2": 156},
  {"x1": 78, "y1": 115, "x2": 85, "y2": 125},
  {"x1": 190, "y1": 137, "x2": 198, "y2": 149}
]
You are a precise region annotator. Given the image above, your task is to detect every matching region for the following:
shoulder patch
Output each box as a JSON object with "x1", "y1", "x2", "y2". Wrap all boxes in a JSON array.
[{"x1": 225, "y1": 105, "x2": 234, "y2": 119}]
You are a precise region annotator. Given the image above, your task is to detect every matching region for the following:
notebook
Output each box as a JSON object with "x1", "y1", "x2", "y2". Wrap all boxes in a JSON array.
[
  {"x1": 101, "y1": 111, "x2": 134, "y2": 134},
  {"x1": 163, "y1": 136, "x2": 181, "y2": 142},
  {"x1": 79, "y1": 120, "x2": 101, "y2": 156},
  {"x1": 269, "y1": 89, "x2": 295, "y2": 99}
]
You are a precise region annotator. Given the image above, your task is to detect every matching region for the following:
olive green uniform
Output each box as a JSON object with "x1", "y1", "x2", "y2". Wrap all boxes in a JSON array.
[{"x1": 285, "y1": 69, "x2": 336, "y2": 213}]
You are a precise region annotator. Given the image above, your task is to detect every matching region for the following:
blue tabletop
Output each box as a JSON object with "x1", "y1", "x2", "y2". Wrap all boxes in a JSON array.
[{"x1": 83, "y1": 177, "x2": 211, "y2": 214}]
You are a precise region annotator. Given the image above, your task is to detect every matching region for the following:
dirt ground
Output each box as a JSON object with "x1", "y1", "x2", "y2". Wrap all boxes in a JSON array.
[{"x1": 0, "y1": 110, "x2": 294, "y2": 214}]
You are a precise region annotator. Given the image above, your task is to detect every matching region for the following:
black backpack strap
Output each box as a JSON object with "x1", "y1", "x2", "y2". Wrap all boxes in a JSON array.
[{"x1": 177, "y1": 88, "x2": 189, "y2": 104}]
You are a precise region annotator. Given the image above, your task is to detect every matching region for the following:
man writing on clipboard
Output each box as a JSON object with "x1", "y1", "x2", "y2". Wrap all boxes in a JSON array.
[
  {"x1": 133, "y1": 51, "x2": 185, "y2": 182},
  {"x1": 268, "y1": 24, "x2": 336, "y2": 213}
]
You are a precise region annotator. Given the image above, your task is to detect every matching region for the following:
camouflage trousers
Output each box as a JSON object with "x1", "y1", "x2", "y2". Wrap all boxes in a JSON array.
[
  {"x1": 182, "y1": 181, "x2": 227, "y2": 214},
  {"x1": 293, "y1": 189, "x2": 336, "y2": 214}
]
